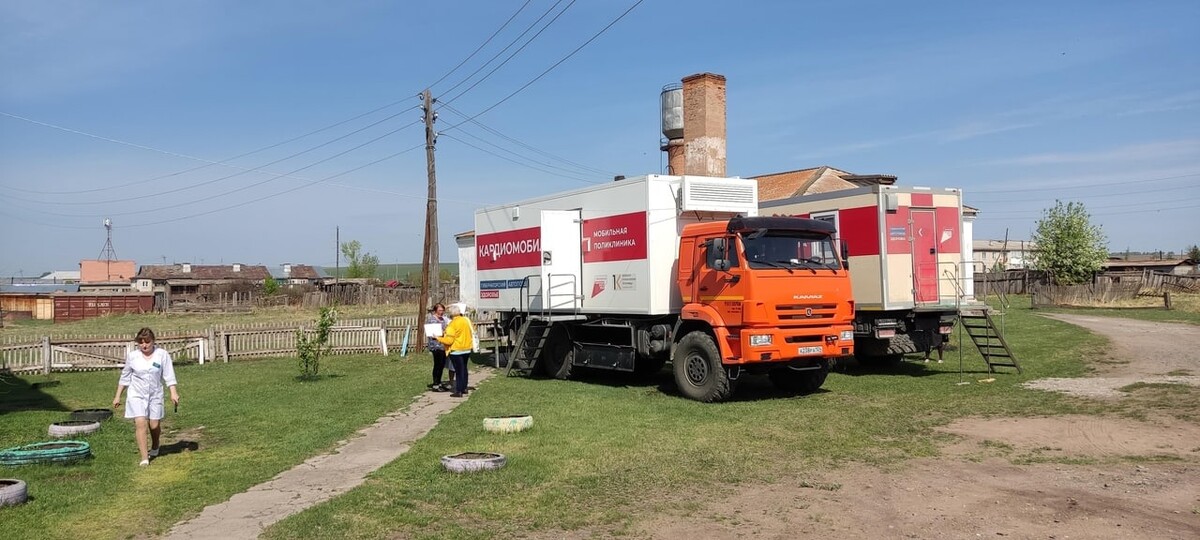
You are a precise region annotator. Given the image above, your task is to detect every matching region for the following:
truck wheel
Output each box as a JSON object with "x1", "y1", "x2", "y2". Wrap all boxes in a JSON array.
[
  {"x1": 769, "y1": 365, "x2": 829, "y2": 394},
  {"x1": 673, "y1": 331, "x2": 734, "y2": 402},
  {"x1": 542, "y1": 326, "x2": 575, "y2": 380}
]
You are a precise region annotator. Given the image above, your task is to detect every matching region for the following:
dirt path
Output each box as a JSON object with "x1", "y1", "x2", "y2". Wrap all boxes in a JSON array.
[
  {"x1": 632, "y1": 315, "x2": 1200, "y2": 539},
  {"x1": 1025, "y1": 314, "x2": 1200, "y2": 398},
  {"x1": 164, "y1": 370, "x2": 493, "y2": 540}
]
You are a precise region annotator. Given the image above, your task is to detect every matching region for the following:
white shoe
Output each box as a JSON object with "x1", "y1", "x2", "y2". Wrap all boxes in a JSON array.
[
  {"x1": 149, "y1": 448, "x2": 159, "y2": 458},
  {"x1": 139, "y1": 459, "x2": 150, "y2": 466}
]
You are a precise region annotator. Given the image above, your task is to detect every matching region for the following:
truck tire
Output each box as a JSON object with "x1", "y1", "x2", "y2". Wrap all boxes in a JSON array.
[
  {"x1": 441, "y1": 452, "x2": 507, "y2": 473},
  {"x1": 672, "y1": 331, "x2": 734, "y2": 402},
  {"x1": 542, "y1": 326, "x2": 575, "y2": 380},
  {"x1": 768, "y1": 365, "x2": 829, "y2": 394}
]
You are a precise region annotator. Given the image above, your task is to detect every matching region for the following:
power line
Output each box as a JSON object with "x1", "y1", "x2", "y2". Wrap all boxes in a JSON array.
[
  {"x1": 436, "y1": 0, "x2": 572, "y2": 99},
  {"x1": 120, "y1": 143, "x2": 428, "y2": 228},
  {"x1": 0, "y1": 104, "x2": 419, "y2": 196},
  {"x1": 967, "y1": 172, "x2": 1200, "y2": 194},
  {"x1": 440, "y1": 103, "x2": 616, "y2": 176},
  {"x1": 440, "y1": 0, "x2": 645, "y2": 133},
  {"x1": 972, "y1": 182, "x2": 1198, "y2": 203},
  {"x1": 975, "y1": 202, "x2": 1200, "y2": 219},
  {"x1": 441, "y1": 132, "x2": 601, "y2": 184},
  {"x1": 426, "y1": 0, "x2": 534, "y2": 90},
  {"x1": 3, "y1": 110, "x2": 418, "y2": 207},
  {"x1": 979, "y1": 196, "x2": 1200, "y2": 215},
  {"x1": 440, "y1": 0, "x2": 578, "y2": 106}
]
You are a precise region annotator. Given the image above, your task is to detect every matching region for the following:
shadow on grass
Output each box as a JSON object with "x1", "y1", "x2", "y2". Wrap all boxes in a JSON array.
[
  {"x1": 836, "y1": 359, "x2": 992, "y2": 378},
  {"x1": 157, "y1": 440, "x2": 200, "y2": 457},
  {"x1": 0, "y1": 373, "x2": 69, "y2": 415}
]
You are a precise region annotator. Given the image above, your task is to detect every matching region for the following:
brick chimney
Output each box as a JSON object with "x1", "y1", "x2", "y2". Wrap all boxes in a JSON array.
[{"x1": 681, "y1": 73, "x2": 727, "y2": 177}]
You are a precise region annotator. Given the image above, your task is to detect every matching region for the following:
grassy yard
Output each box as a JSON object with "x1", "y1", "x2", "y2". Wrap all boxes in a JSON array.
[
  {"x1": 0, "y1": 304, "x2": 422, "y2": 340},
  {"x1": 262, "y1": 300, "x2": 1117, "y2": 539},
  {"x1": 0, "y1": 353, "x2": 429, "y2": 539}
]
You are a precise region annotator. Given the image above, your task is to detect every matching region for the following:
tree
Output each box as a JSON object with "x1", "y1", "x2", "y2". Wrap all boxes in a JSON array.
[
  {"x1": 1030, "y1": 201, "x2": 1108, "y2": 285},
  {"x1": 296, "y1": 307, "x2": 336, "y2": 380},
  {"x1": 340, "y1": 240, "x2": 379, "y2": 279},
  {"x1": 1189, "y1": 245, "x2": 1200, "y2": 261},
  {"x1": 263, "y1": 275, "x2": 280, "y2": 296}
]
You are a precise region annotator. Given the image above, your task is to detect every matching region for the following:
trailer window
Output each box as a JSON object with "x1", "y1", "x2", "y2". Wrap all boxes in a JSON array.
[{"x1": 743, "y1": 231, "x2": 839, "y2": 271}]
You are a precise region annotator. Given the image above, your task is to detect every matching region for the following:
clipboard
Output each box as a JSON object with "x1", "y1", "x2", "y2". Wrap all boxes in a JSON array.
[{"x1": 423, "y1": 323, "x2": 444, "y2": 338}]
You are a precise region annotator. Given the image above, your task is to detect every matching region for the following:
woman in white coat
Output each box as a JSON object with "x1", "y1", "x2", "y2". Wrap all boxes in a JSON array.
[{"x1": 113, "y1": 327, "x2": 180, "y2": 466}]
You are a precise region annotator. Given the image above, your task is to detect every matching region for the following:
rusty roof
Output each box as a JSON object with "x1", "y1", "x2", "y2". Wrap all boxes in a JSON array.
[
  {"x1": 136, "y1": 264, "x2": 271, "y2": 280},
  {"x1": 749, "y1": 166, "x2": 859, "y2": 201}
]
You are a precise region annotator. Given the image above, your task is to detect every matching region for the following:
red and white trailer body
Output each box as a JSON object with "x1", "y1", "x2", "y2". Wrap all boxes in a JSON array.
[
  {"x1": 474, "y1": 174, "x2": 758, "y2": 316},
  {"x1": 760, "y1": 185, "x2": 968, "y2": 360}
]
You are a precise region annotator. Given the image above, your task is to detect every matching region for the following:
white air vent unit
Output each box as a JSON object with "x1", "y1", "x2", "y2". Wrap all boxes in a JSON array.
[{"x1": 679, "y1": 176, "x2": 758, "y2": 215}]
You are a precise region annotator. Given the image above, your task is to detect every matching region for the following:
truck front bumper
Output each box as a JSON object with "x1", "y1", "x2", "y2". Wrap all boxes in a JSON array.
[{"x1": 718, "y1": 324, "x2": 855, "y2": 365}]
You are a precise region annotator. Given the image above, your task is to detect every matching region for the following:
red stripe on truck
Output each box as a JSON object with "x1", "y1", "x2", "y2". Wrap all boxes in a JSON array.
[
  {"x1": 582, "y1": 211, "x2": 647, "y2": 263},
  {"x1": 476, "y1": 226, "x2": 541, "y2": 270}
]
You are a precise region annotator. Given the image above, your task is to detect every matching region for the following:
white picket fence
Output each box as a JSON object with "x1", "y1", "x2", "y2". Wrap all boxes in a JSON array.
[{"x1": 0, "y1": 316, "x2": 497, "y2": 374}]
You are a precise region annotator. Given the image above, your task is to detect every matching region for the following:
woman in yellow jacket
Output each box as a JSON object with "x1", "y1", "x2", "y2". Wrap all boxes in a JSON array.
[{"x1": 436, "y1": 303, "x2": 473, "y2": 397}]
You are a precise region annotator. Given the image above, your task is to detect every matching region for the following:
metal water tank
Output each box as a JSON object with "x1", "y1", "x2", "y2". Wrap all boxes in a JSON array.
[{"x1": 660, "y1": 83, "x2": 683, "y2": 140}]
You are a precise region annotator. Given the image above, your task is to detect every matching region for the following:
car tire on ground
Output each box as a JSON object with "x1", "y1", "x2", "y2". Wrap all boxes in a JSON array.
[
  {"x1": 482, "y1": 415, "x2": 533, "y2": 434},
  {"x1": 441, "y1": 452, "x2": 507, "y2": 473},
  {"x1": 0, "y1": 479, "x2": 28, "y2": 507},
  {"x1": 0, "y1": 441, "x2": 92, "y2": 467},
  {"x1": 48, "y1": 420, "x2": 101, "y2": 438}
]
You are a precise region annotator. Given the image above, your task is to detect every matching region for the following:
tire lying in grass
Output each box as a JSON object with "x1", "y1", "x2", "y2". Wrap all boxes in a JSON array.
[
  {"x1": 48, "y1": 420, "x2": 101, "y2": 438},
  {"x1": 441, "y1": 452, "x2": 506, "y2": 473},
  {"x1": 0, "y1": 441, "x2": 92, "y2": 467},
  {"x1": 482, "y1": 415, "x2": 533, "y2": 434},
  {"x1": 0, "y1": 479, "x2": 28, "y2": 507},
  {"x1": 69, "y1": 409, "x2": 114, "y2": 422}
]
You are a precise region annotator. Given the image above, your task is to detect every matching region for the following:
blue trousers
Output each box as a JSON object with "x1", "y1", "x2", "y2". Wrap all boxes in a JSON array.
[{"x1": 449, "y1": 352, "x2": 470, "y2": 394}]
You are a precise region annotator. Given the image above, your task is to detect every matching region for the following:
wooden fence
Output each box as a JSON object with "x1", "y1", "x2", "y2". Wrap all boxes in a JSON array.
[
  {"x1": 1030, "y1": 281, "x2": 1143, "y2": 307},
  {"x1": 0, "y1": 315, "x2": 500, "y2": 375}
]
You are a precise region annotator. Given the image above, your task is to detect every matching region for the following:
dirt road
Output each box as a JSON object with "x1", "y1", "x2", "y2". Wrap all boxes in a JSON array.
[{"x1": 632, "y1": 314, "x2": 1200, "y2": 539}]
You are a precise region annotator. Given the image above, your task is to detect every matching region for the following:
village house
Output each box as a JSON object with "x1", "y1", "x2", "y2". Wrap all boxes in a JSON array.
[{"x1": 134, "y1": 263, "x2": 270, "y2": 307}]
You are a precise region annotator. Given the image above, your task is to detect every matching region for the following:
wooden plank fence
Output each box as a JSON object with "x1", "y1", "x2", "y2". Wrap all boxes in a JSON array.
[{"x1": 1, "y1": 316, "x2": 497, "y2": 374}]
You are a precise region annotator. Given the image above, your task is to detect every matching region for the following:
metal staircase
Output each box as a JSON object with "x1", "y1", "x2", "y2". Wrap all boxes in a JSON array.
[
  {"x1": 504, "y1": 318, "x2": 552, "y2": 376},
  {"x1": 959, "y1": 307, "x2": 1021, "y2": 374},
  {"x1": 504, "y1": 272, "x2": 583, "y2": 377}
]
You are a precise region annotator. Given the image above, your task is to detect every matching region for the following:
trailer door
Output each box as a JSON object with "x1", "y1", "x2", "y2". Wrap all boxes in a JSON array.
[
  {"x1": 535, "y1": 210, "x2": 583, "y2": 312},
  {"x1": 912, "y1": 209, "x2": 939, "y2": 303}
]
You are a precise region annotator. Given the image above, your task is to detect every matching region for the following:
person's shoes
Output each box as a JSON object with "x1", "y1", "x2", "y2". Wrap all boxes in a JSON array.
[
  {"x1": 923, "y1": 358, "x2": 930, "y2": 363},
  {"x1": 427, "y1": 383, "x2": 439, "y2": 390},
  {"x1": 431, "y1": 384, "x2": 448, "y2": 392},
  {"x1": 449, "y1": 393, "x2": 463, "y2": 398},
  {"x1": 466, "y1": 386, "x2": 476, "y2": 391},
  {"x1": 149, "y1": 448, "x2": 159, "y2": 458},
  {"x1": 139, "y1": 459, "x2": 150, "y2": 466},
  {"x1": 937, "y1": 359, "x2": 944, "y2": 364}
]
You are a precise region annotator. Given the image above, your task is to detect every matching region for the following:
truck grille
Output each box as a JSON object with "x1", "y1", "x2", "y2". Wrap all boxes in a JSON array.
[{"x1": 776, "y1": 303, "x2": 839, "y2": 321}]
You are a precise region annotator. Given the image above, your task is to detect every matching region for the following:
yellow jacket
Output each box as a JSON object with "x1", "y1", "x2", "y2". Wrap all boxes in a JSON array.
[{"x1": 436, "y1": 315, "x2": 473, "y2": 354}]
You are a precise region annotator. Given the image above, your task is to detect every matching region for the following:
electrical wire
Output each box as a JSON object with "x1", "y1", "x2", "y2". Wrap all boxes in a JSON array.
[
  {"x1": 967, "y1": 172, "x2": 1200, "y2": 193},
  {"x1": 0, "y1": 104, "x2": 419, "y2": 196},
  {"x1": 441, "y1": 132, "x2": 601, "y2": 184},
  {"x1": 440, "y1": 103, "x2": 616, "y2": 176},
  {"x1": 426, "y1": 0, "x2": 534, "y2": 91},
  {"x1": 440, "y1": 0, "x2": 578, "y2": 106},
  {"x1": 439, "y1": 0, "x2": 645, "y2": 133},
  {"x1": 977, "y1": 196, "x2": 1200, "y2": 215},
  {"x1": 4, "y1": 110, "x2": 418, "y2": 207},
  {"x1": 436, "y1": 0, "x2": 571, "y2": 99},
  {"x1": 974, "y1": 202, "x2": 1200, "y2": 219},
  {"x1": 972, "y1": 182, "x2": 1198, "y2": 203}
]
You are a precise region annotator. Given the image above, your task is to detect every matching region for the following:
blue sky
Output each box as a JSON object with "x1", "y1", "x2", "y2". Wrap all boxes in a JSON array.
[{"x1": 2, "y1": 0, "x2": 1197, "y2": 275}]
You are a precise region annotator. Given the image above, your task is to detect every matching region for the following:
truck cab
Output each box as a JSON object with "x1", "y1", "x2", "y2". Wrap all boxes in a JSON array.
[{"x1": 672, "y1": 216, "x2": 856, "y2": 401}]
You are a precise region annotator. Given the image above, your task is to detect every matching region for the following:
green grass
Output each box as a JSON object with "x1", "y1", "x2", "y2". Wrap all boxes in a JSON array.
[
  {"x1": 0, "y1": 304, "x2": 422, "y2": 340},
  {"x1": 263, "y1": 300, "x2": 1111, "y2": 539},
  {"x1": 0, "y1": 353, "x2": 430, "y2": 539}
]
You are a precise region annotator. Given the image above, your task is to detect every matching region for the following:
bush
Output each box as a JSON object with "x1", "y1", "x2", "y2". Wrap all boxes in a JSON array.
[{"x1": 296, "y1": 307, "x2": 336, "y2": 380}]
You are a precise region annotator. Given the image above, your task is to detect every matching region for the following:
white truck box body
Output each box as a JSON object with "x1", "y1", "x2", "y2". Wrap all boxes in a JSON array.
[{"x1": 473, "y1": 175, "x2": 758, "y2": 316}]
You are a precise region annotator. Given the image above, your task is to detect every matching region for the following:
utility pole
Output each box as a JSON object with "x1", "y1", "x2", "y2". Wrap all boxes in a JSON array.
[
  {"x1": 417, "y1": 89, "x2": 440, "y2": 349},
  {"x1": 335, "y1": 225, "x2": 340, "y2": 284}
]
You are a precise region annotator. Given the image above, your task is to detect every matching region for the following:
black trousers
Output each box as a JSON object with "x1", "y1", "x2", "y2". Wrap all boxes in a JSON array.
[
  {"x1": 449, "y1": 352, "x2": 470, "y2": 394},
  {"x1": 431, "y1": 348, "x2": 448, "y2": 384}
]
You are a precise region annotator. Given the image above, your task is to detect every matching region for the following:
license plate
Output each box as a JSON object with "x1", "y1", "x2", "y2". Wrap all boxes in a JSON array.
[{"x1": 797, "y1": 346, "x2": 823, "y2": 355}]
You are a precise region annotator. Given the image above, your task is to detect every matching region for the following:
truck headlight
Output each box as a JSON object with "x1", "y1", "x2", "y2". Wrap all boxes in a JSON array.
[
  {"x1": 749, "y1": 334, "x2": 772, "y2": 347},
  {"x1": 840, "y1": 330, "x2": 853, "y2": 341}
]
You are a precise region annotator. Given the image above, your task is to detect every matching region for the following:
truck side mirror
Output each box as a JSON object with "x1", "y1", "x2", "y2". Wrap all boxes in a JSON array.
[
  {"x1": 840, "y1": 241, "x2": 850, "y2": 270},
  {"x1": 706, "y1": 238, "x2": 731, "y2": 271}
]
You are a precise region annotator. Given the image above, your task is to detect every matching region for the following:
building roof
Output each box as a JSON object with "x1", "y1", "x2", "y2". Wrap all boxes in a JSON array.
[
  {"x1": 973, "y1": 240, "x2": 1037, "y2": 251},
  {"x1": 749, "y1": 166, "x2": 864, "y2": 201},
  {"x1": 136, "y1": 264, "x2": 271, "y2": 280},
  {"x1": 38, "y1": 270, "x2": 81, "y2": 281},
  {"x1": 0, "y1": 283, "x2": 80, "y2": 294},
  {"x1": 268, "y1": 264, "x2": 328, "y2": 280},
  {"x1": 1102, "y1": 258, "x2": 1196, "y2": 269}
]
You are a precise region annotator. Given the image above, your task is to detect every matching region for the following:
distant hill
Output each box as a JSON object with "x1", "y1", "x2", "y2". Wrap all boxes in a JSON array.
[{"x1": 323, "y1": 263, "x2": 459, "y2": 284}]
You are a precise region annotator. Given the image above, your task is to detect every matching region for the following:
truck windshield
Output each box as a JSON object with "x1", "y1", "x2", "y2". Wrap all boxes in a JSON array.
[{"x1": 742, "y1": 230, "x2": 840, "y2": 272}]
